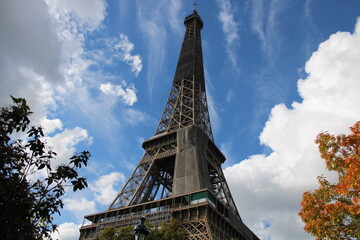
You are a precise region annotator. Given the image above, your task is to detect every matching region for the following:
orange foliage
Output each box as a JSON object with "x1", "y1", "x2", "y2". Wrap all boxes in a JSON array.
[{"x1": 299, "y1": 121, "x2": 360, "y2": 239}]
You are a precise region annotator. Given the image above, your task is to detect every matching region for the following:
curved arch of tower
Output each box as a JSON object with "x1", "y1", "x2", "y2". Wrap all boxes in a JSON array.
[{"x1": 80, "y1": 10, "x2": 259, "y2": 240}]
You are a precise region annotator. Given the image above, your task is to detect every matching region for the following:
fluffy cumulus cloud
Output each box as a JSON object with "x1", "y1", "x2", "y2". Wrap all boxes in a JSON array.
[
  {"x1": 0, "y1": 0, "x2": 59, "y2": 119},
  {"x1": 45, "y1": 0, "x2": 106, "y2": 31},
  {"x1": 64, "y1": 198, "x2": 97, "y2": 222},
  {"x1": 45, "y1": 0, "x2": 107, "y2": 91},
  {"x1": 115, "y1": 33, "x2": 143, "y2": 76},
  {"x1": 0, "y1": 0, "x2": 107, "y2": 235},
  {"x1": 99, "y1": 82, "x2": 137, "y2": 106},
  {"x1": 46, "y1": 127, "x2": 92, "y2": 166},
  {"x1": 0, "y1": 0, "x2": 142, "y2": 239},
  {"x1": 50, "y1": 222, "x2": 81, "y2": 240},
  {"x1": 0, "y1": 0, "x2": 95, "y2": 164},
  {"x1": 90, "y1": 172, "x2": 125, "y2": 205},
  {"x1": 0, "y1": 0, "x2": 108, "y2": 121},
  {"x1": 225, "y1": 18, "x2": 360, "y2": 239},
  {"x1": 60, "y1": 172, "x2": 124, "y2": 230}
]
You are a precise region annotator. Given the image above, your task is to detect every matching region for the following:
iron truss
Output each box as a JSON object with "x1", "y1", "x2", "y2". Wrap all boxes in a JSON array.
[
  {"x1": 155, "y1": 78, "x2": 214, "y2": 142},
  {"x1": 109, "y1": 134, "x2": 177, "y2": 209}
]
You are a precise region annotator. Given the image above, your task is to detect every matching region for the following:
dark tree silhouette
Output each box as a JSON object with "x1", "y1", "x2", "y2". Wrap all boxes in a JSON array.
[{"x1": 0, "y1": 97, "x2": 90, "y2": 239}]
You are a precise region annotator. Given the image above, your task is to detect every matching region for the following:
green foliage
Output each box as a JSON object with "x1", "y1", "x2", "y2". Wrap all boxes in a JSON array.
[
  {"x1": 156, "y1": 218, "x2": 188, "y2": 240},
  {"x1": 93, "y1": 226, "x2": 132, "y2": 240},
  {"x1": 116, "y1": 225, "x2": 134, "y2": 240},
  {"x1": 94, "y1": 218, "x2": 188, "y2": 240},
  {"x1": 93, "y1": 226, "x2": 118, "y2": 240},
  {"x1": 0, "y1": 97, "x2": 91, "y2": 239}
]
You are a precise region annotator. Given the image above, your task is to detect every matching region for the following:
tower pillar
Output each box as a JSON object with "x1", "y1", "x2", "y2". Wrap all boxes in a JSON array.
[{"x1": 173, "y1": 126, "x2": 212, "y2": 196}]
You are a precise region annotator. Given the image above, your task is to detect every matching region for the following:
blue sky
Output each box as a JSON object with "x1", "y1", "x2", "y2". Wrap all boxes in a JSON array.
[{"x1": 1, "y1": 0, "x2": 360, "y2": 239}]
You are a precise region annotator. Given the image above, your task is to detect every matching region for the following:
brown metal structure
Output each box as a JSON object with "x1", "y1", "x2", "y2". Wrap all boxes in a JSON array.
[{"x1": 80, "y1": 10, "x2": 259, "y2": 240}]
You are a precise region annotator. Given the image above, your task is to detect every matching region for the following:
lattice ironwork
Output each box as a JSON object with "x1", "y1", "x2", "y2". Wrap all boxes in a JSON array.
[
  {"x1": 182, "y1": 220, "x2": 210, "y2": 240},
  {"x1": 109, "y1": 139, "x2": 177, "y2": 209},
  {"x1": 206, "y1": 149, "x2": 238, "y2": 215},
  {"x1": 155, "y1": 78, "x2": 213, "y2": 141},
  {"x1": 80, "y1": 9, "x2": 259, "y2": 240},
  {"x1": 141, "y1": 142, "x2": 177, "y2": 164},
  {"x1": 109, "y1": 160, "x2": 150, "y2": 209}
]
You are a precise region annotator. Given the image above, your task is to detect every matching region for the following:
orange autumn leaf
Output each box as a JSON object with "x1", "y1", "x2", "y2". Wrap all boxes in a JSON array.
[{"x1": 299, "y1": 121, "x2": 360, "y2": 240}]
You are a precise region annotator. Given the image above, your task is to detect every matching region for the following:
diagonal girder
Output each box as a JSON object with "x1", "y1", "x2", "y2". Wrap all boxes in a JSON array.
[{"x1": 155, "y1": 77, "x2": 213, "y2": 141}]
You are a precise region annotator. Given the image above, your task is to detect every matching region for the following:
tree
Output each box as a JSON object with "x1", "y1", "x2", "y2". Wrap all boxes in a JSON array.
[
  {"x1": 93, "y1": 226, "x2": 116, "y2": 240},
  {"x1": 0, "y1": 97, "x2": 90, "y2": 239},
  {"x1": 155, "y1": 217, "x2": 188, "y2": 240},
  {"x1": 116, "y1": 225, "x2": 134, "y2": 240},
  {"x1": 299, "y1": 121, "x2": 360, "y2": 239},
  {"x1": 94, "y1": 217, "x2": 188, "y2": 240}
]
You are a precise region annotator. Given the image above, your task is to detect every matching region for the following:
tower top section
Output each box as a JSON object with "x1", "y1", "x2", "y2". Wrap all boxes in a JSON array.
[
  {"x1": 184, "y1": 10, "x2": 203, "y2": 31},
  {"x1": 155, "y1": 9, "x2": 213, "y2": 141}
]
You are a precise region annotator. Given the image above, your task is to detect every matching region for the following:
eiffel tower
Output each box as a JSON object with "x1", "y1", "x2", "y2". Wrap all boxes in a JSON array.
[{"x1": 80, "y1": 9, "x2": 259, "y2": 240}]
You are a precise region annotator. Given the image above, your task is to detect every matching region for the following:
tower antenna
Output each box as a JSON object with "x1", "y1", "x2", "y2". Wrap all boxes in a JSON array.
[{"x1": 193, "y1": 0, "x2": 197, "y2": 11}]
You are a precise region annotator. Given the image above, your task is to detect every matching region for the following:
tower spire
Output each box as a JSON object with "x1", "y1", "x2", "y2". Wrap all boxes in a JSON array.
[{"x1": 155, "y1": 9, "x2": 213, "y2": 141}]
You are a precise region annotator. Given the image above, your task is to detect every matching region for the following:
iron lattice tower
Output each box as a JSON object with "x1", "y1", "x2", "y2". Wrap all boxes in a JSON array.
[{"x1": 80, "y1": 10, "x2": 259, "y2": 240}]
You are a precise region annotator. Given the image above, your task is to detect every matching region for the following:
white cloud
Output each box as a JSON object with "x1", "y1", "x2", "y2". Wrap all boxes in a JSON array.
[
  {"x1": 220, "y1": 142, "x2": 236, "y2": 167},
  {"x1": 252, "y1": 220, "x2": 272, "y2": 240},
  {"x1": 356, "y1": 16, "x2": 360, "y2": 34},
  {"x1": 99, "y1": 82, "x2": 137, "y2": 106},
  {"x1": 215, "y1": 0, "x2": 240, "y2": 71},
  {"x1": 45, "y1": 0, "x2": 106, "y2": 31},
  {"x1": 45, "y1": 0, "x2": 105, "y2": 90},
  {"x1": 249, "y1": 0, "x2": 286, "y2": 61},
  {"x1": 0, "y1": 3, "x2": 96, "y2": 212},
  {"x1": 250, "y1": 0, "x2": 265, "y2": 44},
  {"x1": 0, "y1": 1, "x2": 62, "y2": 86},
  {"x1": 168, "y1": 0, "x2": 182, "y2": 33},
  {"x1": 207, "y1": 90, "x2": 221, "y2": 137},
  {"x1": 122, "y1": 108, "x2": 154, "y2": 126},
  {"x1": 225, "y1": 18, "x2": 360, "y2": 239},
  {"x1": 217, "y1": 0, "x2": 240, "y2": 45},
  {"x1": 46, "y1": 127, "x2": 92, "y2": 166},
  {"x1": 0, "y1": 66, "x2": 57, "y2": 125},
  {"x1": 115, "y1": 33, "x2": 143, "y2": 76},
  {"x1": 0, "y1": 0, "x2": 99, "y2": 161},
  {"x1": 226, "y1": 90, "x2": 235, "y2": 103},
  {"x1": 0, "y1": 0, "x2": 59, "y2": 123},
  {"x1": 50, "y1": 222, "x2": 81, "y2": 240},
  {"x1": 203, "y1": 67, "x2": 222, "y2": 138},
  {"x1": 41, "y1": 118, "x2": 63, "y2": 135},
  {"x1": 136, "y1": 8, "x2": 165, "y2": 95},
  {"x1": 64, "y1": 198, "x2": 97, "y2": 222},
  {"x1": 65, "y1": 198, "x2": 96, "y2": 213},
  {"x1": 135, "y1": 0, "x2": 182, "y2": 95},
  {"x1": 90, "y1": 172, "x2": 125, "y2": 205}
]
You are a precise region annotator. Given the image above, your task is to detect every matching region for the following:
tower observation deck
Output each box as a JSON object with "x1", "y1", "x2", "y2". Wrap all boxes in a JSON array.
[{"x1": 79, "y1": 9, "x2": 259, "y2": 240}]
